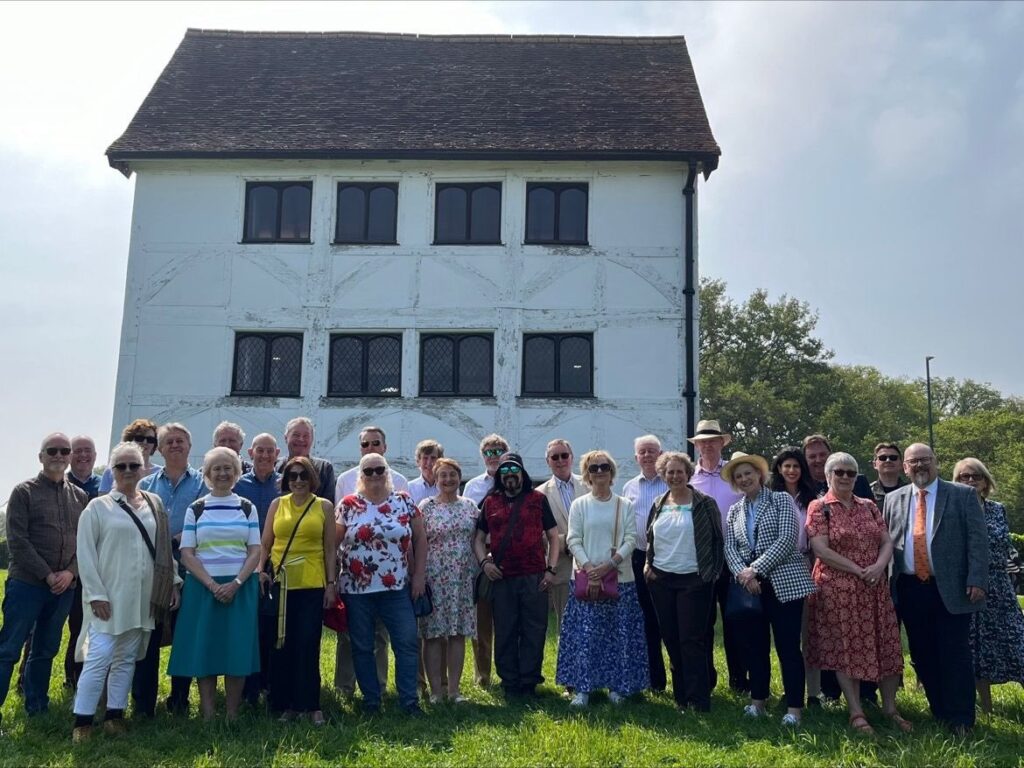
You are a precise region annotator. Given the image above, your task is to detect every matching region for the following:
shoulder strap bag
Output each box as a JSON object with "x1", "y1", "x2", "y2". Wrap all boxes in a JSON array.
[
  {"x1": 265, "y1": 496, "x2": 317, "y2": 647},
  {"x1": 573, "y1": 497, "x2": 621, "y2": 601},
  {"x1": 474, "y1": 494, "x2": 524, "y2": 604}
]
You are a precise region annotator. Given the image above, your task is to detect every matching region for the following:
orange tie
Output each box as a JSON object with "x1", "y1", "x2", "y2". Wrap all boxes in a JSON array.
[{"x1": 913, "y1": 489, "x2": 930, "y2": 581}]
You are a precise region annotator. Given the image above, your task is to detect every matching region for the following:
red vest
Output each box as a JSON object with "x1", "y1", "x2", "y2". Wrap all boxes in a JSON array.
[{"x1": 481, "y1": 490, "x2": 548, "y2": 578}]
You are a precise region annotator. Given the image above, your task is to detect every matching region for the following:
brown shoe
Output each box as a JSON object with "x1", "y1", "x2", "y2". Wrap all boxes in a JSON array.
[
  {"x1": 102, "y1": 719, "x2": 127, "y2": 736},
  {"x1": 72, "y1": 725, "x2": 93, "y2": 743}
]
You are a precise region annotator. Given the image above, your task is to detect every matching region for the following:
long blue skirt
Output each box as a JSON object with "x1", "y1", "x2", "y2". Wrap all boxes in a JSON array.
[{"x1": 555, "y1": 581, "x2": 650, "y2": 695}]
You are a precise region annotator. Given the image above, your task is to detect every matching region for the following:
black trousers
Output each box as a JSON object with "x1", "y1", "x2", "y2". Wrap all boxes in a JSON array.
[
  {"x1": 491, "y1": 574, "x2": 549, "y2": 693},
  {"x1": 896, "y1": 574, "x2": 975, "y2": 728},
  {"x1": 62, "y1": 583, "x2": 84, "y2": 688},
  {"x1": 631, "y1": 550, "x2": 667, "y2": 690},
  {"x1": 269, "y1": 588, "x2": 324, "y2": 713},
  {"x1": 708, "y1": 566, "x2": 748, "y2": 690},
  {"x1": 132, "y1": 616, "x2": 192, "y2": 716},
  {"x1": 732, "y1": 581, "x2": 806, "y2": 708},
  {"x1": 647, "y1": 569, "x2": 715, "y2": 710}
]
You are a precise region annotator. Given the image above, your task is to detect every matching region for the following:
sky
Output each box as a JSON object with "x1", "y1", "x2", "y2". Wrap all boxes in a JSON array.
[{"x1": 1, "y1": 0, "x2": 1022, "y2": 499}]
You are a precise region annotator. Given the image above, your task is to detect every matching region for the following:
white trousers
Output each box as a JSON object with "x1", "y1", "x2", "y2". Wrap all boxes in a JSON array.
[{"x1": 73, "y1": 626, "x2": 147, "y2": 716}]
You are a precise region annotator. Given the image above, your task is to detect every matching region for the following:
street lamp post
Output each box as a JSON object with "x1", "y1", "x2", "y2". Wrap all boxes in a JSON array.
[{"x1": 925, "y1": 356, "x2": 935, "y2": 450}]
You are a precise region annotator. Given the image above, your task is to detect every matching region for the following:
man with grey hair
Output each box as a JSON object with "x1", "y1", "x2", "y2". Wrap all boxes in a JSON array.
[
  {"x1": 335, "y1": 425, "x2": 409, "y2": 500},
  {"x1": 63, "y1": 435, "x2": 100, "y2": 690},
  {"x1": 622, "y1": 434, "x2": 669, "y2": 692},
  {"x1": 0, "y1": 433, "x2": 87, "y2": 726},
  {"x1": 213, "y1": 420, "x2": 253, "y2": 474},
  {"x1": 275, "y1": 417, "x2": 337, "y2": 503}
]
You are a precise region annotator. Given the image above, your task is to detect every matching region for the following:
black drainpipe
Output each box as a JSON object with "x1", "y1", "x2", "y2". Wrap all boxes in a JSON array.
[{"x1": 682, "y1": 162, "x2": 699, "y2": 460}]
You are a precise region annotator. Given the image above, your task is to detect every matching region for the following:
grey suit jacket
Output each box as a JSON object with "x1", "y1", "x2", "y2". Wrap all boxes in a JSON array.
[
  {"x1": 537, "y1": 473, "x2": 587, "y2": 584},
  {"x1": 883, "y1": 478, "x2": 988, "y2": 614}
]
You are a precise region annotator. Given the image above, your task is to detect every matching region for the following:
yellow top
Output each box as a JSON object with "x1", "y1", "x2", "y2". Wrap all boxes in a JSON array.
[{"x1": 271, "y1": 494, "x2": 327, "y2": 590}]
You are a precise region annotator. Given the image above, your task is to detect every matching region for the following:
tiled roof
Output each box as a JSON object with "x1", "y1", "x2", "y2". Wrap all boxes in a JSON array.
[{"x1": 107, "y1": 29, "x2": 720, "y2": 175}]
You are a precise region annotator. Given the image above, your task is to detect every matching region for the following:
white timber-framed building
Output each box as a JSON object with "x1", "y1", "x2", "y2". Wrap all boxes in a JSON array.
[{"x1": 105, "y1": 30, "x2": 721, "y2": 479}]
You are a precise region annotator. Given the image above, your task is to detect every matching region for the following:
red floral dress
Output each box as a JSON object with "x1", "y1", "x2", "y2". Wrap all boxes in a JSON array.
[
  {"x1": 336, "y1": 492, "x2": 418, "y2": 594},
  {"x1": 804, "y1": 492, "x2": 903, "y2": 681}
]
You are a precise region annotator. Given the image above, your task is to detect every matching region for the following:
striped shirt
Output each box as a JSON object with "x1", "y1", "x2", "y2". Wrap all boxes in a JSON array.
[
  {"x1": 180, "y1": 493, "x2": 260, "y2": 577},
  {"x1": 622, "y1": 473, "x2": 669, "y2": 552}
]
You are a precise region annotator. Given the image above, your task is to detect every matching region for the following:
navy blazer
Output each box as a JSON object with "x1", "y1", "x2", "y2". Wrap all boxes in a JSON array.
[{"x1": 883, "y1": 478, "x2": 988, "y2": 614}]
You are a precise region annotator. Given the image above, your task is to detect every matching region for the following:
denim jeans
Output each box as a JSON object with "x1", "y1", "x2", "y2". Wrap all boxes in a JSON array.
[
  {"x1": 343, "y1": 587, "x2": 419, "y2": 711},
  {"x1": 0, "y1": 578, "x2": 75, "y2": 713}
]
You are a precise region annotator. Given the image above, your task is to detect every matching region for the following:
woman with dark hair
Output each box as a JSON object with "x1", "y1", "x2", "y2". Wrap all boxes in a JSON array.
[{"x1": 259, "y1": 456, "x2": 336, "y2": 725}]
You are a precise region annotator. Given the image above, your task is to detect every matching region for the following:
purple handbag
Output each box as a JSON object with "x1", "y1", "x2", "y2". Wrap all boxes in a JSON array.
[{"x1": 572, "y1": 498, "x2": 621, "y2": 601}]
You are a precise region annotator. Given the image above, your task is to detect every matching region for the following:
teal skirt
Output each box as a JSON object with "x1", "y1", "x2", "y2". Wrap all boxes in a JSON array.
[{"x1": 167, "y1": 573, "x2": 260, "y2": 678}]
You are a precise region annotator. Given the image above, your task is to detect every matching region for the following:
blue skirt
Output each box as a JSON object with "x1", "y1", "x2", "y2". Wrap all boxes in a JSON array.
[
  {"x1": 555, "y1": 581, "x2": 650, "y2": 695},
  {"x1": 168, "y1": 573, "x2": 260, "y2": 678}
]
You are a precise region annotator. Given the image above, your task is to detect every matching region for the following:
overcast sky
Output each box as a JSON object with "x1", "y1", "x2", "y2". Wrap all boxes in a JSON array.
[{"x1": 1, "y1": 1, "x2": 1021, "y2": 499}]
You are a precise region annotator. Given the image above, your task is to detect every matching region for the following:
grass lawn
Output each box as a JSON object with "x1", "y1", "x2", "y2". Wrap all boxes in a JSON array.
[{"x1": 2, "y1": 571, "x2": 1023, "y2": 767}]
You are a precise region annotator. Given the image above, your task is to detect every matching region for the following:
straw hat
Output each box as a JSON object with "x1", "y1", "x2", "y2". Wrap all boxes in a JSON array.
[
  {"x1": 687, "y1": 419, "x2": 733, "y2": 446},
  {"x1": 721, "y1": 452, "x2": 770, "y2": 485}
]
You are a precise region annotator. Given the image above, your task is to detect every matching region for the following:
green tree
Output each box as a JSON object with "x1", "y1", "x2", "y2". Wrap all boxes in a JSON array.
[{"x1": 923, "y1": 376, "x2": 1005, "y2": 418}]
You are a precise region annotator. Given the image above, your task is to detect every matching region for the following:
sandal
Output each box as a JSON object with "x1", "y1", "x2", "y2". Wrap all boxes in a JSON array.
[
  {"x1": 849, "y1": 713, "x2": 875, "y2": 736},
  {"x1": 884, "y1": 711, "x2": 913, "y2": 733}
]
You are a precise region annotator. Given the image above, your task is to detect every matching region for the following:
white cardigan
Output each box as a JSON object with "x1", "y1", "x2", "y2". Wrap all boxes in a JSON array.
[{"x1": 566, "y1": 493, "x2": 637, "y2": 583}]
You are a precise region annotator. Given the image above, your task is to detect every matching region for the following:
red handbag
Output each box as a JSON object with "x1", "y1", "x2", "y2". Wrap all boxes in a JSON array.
[
  {"x1": 572, "y1": 498, "x2": 621, "y2": 601},
  {"x1": 323, "y1": 594, "x2": 348, "y2": 633}
]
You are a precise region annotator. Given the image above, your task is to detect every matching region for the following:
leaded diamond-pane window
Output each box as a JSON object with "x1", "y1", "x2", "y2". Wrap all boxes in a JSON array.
[
  {"x1": 522, "y1": 333, "x2": 593, "y2": 396},
  {"x1": 232, "y1": 332, "x2": 303, "y2": 396},
  {"x1": 420, "y1": 334, "x2": 493, "y2": 396},
  {"x1": 328, "y1": 334, "x2": 402, "y2": 397}
]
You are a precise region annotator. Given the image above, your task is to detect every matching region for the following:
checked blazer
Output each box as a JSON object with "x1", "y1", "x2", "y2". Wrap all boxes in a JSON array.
[{"x1": 724, "y1": 487, "x2": 815, "y2": 603}]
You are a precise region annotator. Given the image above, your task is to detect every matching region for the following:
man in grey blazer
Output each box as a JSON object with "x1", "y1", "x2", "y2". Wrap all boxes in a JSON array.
[
  {"x1": 883, "y1": 443, "x2": 988, "y2": 733},
  {"x1": 536, "y1": 439, "x2": 587, "y2": 637}
]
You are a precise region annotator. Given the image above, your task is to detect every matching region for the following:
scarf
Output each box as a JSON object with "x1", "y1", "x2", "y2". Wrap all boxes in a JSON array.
[{"x1": 140, "y1": 492, "x2": 177, "y2": 629}]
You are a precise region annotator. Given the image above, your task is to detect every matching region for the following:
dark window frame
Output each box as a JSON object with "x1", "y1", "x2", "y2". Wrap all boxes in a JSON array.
[
  {"x1": 242, "y1": 181, "x2": 313, "y2": 244},
  {"x1": 524, "y1": 182, "x2": 590, "y2": 245},
  {"x1": 327, "y1": 333, "x2": 403, "y2": 397},
  {"x1": 230, "y1": 332, "x2": 304, "y2": 397},
  {"x1": 419, "y1": 333, "x2": 494, "y2": 397},
  {"x1": 433, "y1": 182, "x2": 503, "y2": 245},
  {"x1": 521, "y1": 332, "x2": 594, "y2": 397},
  {"x1": 334, "y1": 182, "x2": 399, "y2": 245}
]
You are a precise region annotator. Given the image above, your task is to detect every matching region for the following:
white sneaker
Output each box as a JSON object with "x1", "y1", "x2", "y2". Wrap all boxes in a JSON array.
[
  {"x1": 781, "y1": 713, "x2": 800, "y2": 727},
  {"x1": 569, "y1": 693, "x2": 589, "y2": 708},
  {"x1": 608, "y1": 692, "x2": 625, "y2": 705},
  {"x1": 743, "y1": 704, "x2": 764, "y2": 718}
]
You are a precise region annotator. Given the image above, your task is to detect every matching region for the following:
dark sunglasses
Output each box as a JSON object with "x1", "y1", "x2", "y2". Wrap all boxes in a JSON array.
[
  {"x1": 956, "y1": 473, "x2": 983, "y2": 482},
  {"x1": 548, "y1": 452, "x2": 571, "y2": 461},
  {"x1": 44, "y1": 447, "x2": 72, "y2": 456},
  {"x1": 482, "y1": 448, "x2": 505, "y2": 458},
  {"x1": 287, "y1": 470, "x2": 310, "y2": 482},
  {"x1": 588, "y1": 463, "x2": 612, "y2": 474},
  {"x1": 499, "y1": 465, "x2": 522, "y2": 475},
  {"x1": 876, "y1": 454, "x2": 900, "y2": 463},
  {"x1": 360, "y1": 439, "x2": 383, "y2": 449},
  {"x1": 130, "y1": 434, "x2": 159, "y2": 445},
  {"x1": 113, "y1": 462, "x2": 143, "y2": 472},
  {"x1": 831, "y1": 469, "x2": 857, "y2": 478},
  {"x1": 362, "y1": 466, "x2": 387, "y2": 477}
]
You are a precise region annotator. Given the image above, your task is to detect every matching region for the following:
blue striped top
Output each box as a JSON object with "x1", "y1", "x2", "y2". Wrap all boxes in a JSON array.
[{"x1": 180, "y1": 493, "x2": 261, "y2": 577}]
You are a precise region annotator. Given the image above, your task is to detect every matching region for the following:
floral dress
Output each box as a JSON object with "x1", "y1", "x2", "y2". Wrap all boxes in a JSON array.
[
  {"x1": 804, "y1": 492, "x2": 904, "y2": 681},
  {"x1": 418, "y1": 496, "x2": 479, "y2": 639},
  {"x1": 969, "y1": 500, "x2": 1024, "y2": 684},
  {"x1": 336, "y1": 492, "x2": 418, "y2": 594}
]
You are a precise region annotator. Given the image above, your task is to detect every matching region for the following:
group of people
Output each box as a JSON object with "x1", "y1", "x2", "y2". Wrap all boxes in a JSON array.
[{"x1": 0, "y1": 415, "x2": 1021, "y2": 742}]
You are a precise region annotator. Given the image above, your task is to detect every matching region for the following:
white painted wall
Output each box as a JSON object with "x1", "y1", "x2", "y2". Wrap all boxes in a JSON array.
[{"x1": 111, "y1": 159, "x2": 698, "y2": 482}]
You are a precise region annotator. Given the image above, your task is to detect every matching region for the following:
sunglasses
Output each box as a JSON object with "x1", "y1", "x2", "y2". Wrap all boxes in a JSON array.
[
  {"x1": 588, "y1": 463, "x2": 612, "y2": 474},
  {"x1": 876, "y1": 454, "x2": 900, "y2": 463},
  {"x1": 130, "y1": 434, "x2": 159, "y2": 445},
  {"x1": 360, "y1": 439, "x2": 383, "y2": 449},
  {"x1": 113, "y1": 462, "x2": 143, "y2": 472},
  {"x1": 44, "y1": 447, "x2": 72, "y2": 456},
  {"x1": 831, "y1": 469, "x2": 857, "y2": 478},
  {"x1": 482, "y1": 448, "x2": 505, "y2": 458},
  {"x1": 287, "y1": 470, "x2": 310, "y2": 482},
  {"x1": 956, "y1": 473, "x2": 983, "y2": 482},
  {"x1": 498, "y1": 465, "x2": 522, "y2": 475},
  {"x1": 548, "y1": 452, "x2": 571, "y2": 461},
  {"x1": 362, "y1": 466, "x2": 387, "y2": 477}
]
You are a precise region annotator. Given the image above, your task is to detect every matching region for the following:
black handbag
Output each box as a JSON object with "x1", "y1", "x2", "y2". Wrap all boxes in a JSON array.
[
  {"x1": 412, "y1": 584, "x2": 434, "y2": 618},
  {"x1": 724, "y1": 578, "x2": 763, "y2": 621}
]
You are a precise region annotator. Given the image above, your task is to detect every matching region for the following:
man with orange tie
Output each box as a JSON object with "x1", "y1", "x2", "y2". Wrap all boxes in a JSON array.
[{"x1": 883, "y1": 443, "x2": 988, "y2": 735}]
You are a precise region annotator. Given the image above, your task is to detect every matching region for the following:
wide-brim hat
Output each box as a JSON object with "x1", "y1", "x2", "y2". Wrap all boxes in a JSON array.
[
  {"x1": 721, "y1": 452, "x2": 770, "y2": 485},
  {"x1": 688, "y1": 419, "x2": 732, "y2": 447}
]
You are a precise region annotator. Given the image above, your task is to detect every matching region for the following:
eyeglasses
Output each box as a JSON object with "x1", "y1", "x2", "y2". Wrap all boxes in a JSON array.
[
  {"x1": 360, "y1": 440, "x2": 382, "y2": 449},
  {"x1": 588, "y1": 463, "x2": 612, "y2": 474},
  {"x1": 129, "y1": 434, "x2": 158, "y2": 446},
  {"x1": 44, "y1": 447, "x2": 72, "y2": 456},
  {"x1": 905, "y1": 458, "x2": 933, "y2": 467},
  {"x1": 831, "y1": 469, "x2": 857, "y2": 478},
  {"x1": 956, "y1": 473, "x2": 983, "y2": 482},
  {"x1": 498, "y1": 465, "x2": 521, "y2": 475},
  {"x1": 548, "y1": 452, "x2": 571, "y2": 461},
  {"x1": 113, "y1": 462, "x2": 142, "y2": 472},
  {"x1": 287, "y1": 470, "x2": 310, "y2": 482},
  {"x1": 362, "y1": 466, "x2": 387, "y2": 477},
  {"x1": 875, "y1": 454, "x2": 900, "y2": 463},
  {"x1": 482, "y1": 448, "x2": 505, "y2": 458}
]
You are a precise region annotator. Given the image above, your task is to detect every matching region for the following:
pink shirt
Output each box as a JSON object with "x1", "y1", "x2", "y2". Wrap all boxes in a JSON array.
[{"x1": 690, "y1": 460, "x2": 742, "y2": 530}]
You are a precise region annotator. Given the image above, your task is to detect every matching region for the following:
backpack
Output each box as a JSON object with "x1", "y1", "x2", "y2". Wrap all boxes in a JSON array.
[{"x1": 191, "y1": 497, "x2": 255, "y2": 524}]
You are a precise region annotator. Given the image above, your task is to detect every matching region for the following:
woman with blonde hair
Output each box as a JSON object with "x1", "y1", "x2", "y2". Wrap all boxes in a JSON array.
[
  {"x1": 954, "y1": 457, "x2": 1024, "y2": 713},
  {"x1": 556, "y1": 450, "x2": 648, "y2": 707}
]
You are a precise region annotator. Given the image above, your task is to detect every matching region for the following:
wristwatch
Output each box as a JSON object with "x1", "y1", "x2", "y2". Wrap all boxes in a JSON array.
[
  {"x1": 545, "y1": 566, "x2": 557, "y2": 575},
  {"x1": 233, "y1": 577, "x2": 243, "y2": 587}
]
